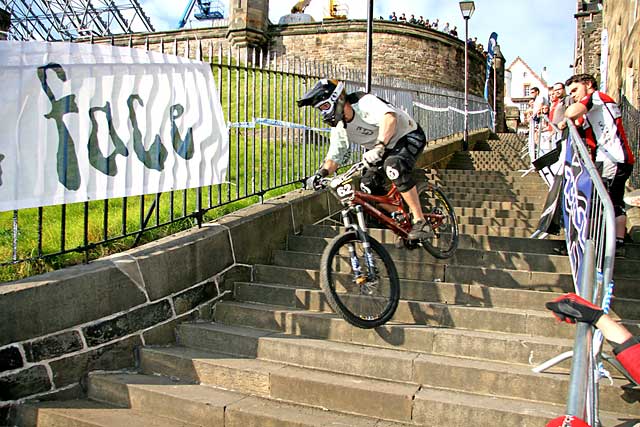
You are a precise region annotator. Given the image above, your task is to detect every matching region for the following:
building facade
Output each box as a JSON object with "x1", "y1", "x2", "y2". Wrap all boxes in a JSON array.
[
  {"x1": 602, "y1": 0, "x2": 640, "y2": 107},
  {"x1": 504, "y1": 56, "x2": 548, "y2": 123}
]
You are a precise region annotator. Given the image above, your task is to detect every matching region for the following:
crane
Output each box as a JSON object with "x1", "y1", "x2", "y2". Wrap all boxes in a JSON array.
[{"x1": 177, "y1": 0, "x2": 224, "y2": 29}]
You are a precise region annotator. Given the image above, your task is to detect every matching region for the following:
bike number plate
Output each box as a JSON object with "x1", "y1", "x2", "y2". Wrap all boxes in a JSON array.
[{"x1": 336, "y1": 181, "x2": 354, "y2": 198}]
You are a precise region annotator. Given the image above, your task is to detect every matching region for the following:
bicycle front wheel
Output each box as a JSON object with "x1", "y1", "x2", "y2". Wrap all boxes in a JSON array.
[
  {"x1": 320, "y1": 231, "x2": 400, "y2": 329},
  {"x1": 418, "y1": 183, "x2": 459, "y2": 259}
]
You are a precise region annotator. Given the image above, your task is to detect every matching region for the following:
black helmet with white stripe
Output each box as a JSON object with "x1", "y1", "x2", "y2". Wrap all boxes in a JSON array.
[{"x1": 297, "y1": 78, "x2": 346, "y2": 127}]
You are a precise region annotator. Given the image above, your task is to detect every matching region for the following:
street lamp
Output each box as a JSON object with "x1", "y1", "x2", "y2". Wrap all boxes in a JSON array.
[{"x1": 459, "y1": 1, "x2": 475, "y2": 150}]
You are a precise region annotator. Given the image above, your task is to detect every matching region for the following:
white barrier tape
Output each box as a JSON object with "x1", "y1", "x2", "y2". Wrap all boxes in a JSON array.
[
  {"x1": 228, "y1": 121, "x2": 256, "y2": 129},
  {"x1": 227, "y1": 118, "x2": 330, "y2": 133},
  {"x1": 413, "y1": 102, "x2": 489, "y2": 116},
  {"x1": 413, "y1": 102, "x2": 449, "y2": 113},
  {"x1": 449, "y1": 106, "x2": 490, "y2": 115}
]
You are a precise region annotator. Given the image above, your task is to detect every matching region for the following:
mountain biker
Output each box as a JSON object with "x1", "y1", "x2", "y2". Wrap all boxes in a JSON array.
[{"x1": 296, "y1": 78, "x2": 431, "y2": 240}]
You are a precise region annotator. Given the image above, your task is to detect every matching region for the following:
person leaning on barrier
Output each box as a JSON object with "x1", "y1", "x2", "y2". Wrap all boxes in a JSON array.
[
  {"x1": 545, "y1": 293, "x2": 640, "y2": 384},
  {"x1": 564, "y1": 73, "x2": 636, "y2": 256},
  {"x1": 296, "y1": 79, "x2": 431, "y2": 241}
]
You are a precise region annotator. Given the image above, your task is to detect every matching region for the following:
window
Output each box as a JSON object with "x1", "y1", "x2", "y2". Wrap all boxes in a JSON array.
[{"x1": 524, "y1": 84, "x2": 531, "y2": 97}]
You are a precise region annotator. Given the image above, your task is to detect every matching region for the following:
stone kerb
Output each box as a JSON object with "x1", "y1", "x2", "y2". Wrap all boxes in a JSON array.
[{"x1": 0, "y1": 128, "x2": 485, "y2": 416}]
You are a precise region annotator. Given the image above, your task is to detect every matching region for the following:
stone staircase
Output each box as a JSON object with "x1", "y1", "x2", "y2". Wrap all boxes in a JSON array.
[{"x1": 17, "y1": 134, "x2": 640, "y2": 426}]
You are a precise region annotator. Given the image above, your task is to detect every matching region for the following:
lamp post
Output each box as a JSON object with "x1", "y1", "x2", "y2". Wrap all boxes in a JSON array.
[{"x1": 459, "y1": 1, "x2": 475, "y2": 150}]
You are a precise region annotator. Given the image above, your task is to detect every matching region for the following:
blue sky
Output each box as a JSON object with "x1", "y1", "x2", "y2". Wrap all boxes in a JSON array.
[{"x1": 141, "y1": 0, "x2": 577, "y2": 86}]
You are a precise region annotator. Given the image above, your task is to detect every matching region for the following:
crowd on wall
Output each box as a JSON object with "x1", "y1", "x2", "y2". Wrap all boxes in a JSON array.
[{"x1": 381, "y1": 11, "x2": 487, "y2": 57}]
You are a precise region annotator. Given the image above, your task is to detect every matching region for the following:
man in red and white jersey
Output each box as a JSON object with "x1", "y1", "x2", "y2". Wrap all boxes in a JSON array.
[{"x1": 565, "y1": 73, "x2": 636, "y2": 255}]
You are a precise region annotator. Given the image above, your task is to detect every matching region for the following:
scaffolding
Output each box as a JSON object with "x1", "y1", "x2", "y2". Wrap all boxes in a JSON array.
[{"x1": 1, "y1": 0, "x2": 154, "y2": 41}]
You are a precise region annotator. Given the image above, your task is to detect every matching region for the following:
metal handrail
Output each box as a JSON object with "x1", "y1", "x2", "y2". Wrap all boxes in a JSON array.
[{"x1": 556, "y1": 121, "x2": 617, "y2": 425}]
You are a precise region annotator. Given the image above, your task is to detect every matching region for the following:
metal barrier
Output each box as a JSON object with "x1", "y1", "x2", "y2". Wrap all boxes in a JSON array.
[
  {"x1": 0, "y1": 37, "x2": 492, "y2": 276},
  {"x1": 528, "y1": 117, "x2": 617, "y2": 425}
]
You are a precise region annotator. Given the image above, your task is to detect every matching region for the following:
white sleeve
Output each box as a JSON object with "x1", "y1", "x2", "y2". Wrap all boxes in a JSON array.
[{"x1": 325, "y1": 126, "x2": 352, "y2": 164}]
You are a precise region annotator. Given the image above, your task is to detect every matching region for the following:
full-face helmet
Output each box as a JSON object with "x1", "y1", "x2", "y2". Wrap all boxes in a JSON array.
[{"x1": 296, "y1": 79, "x2": 346, "y2": 127}]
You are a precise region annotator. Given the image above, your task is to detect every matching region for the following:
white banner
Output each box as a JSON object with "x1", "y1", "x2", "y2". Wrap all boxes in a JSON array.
[{"x1": 0, "y1": 41, "x2": 228, "y2": 212}]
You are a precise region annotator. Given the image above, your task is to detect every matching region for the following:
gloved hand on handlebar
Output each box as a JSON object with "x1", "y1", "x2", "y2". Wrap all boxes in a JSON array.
[
  {"x1": 363, "y1": 143, "x2": 386, "y2": 167},
  {"x1": 305, "y1": 168, "x2": 329, "y2": 191}
]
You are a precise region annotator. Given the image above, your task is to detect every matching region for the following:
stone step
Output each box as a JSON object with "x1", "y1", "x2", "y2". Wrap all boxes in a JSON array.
[
  {"x1": 299, "y1": 225, "x2": 564, "y2": 253},
  {"x1": 215, "y1": 298, "x2": 574, "y2": 340},
  {"x1": 445, "y1": 161, "x2": 530, "y2": 170},
  {"x1": 233, "y1": 278, "x2": 565, "y2": 314},
  {"x1": 286, "y1": 236, "x2": 572, "y2": 273},
  {"x1": 15, "y1": 400, "x2": 185, "y2": 427},
  {"x1": 181, "y1": 318, "x2": 572, "y2": 368},
  {"x1": 454, "y1": 206, "x2": 544, "y2": 219},
  {"x1": 139, "y1": 346, "x2": 420, "y2": 423},
  {"x1": 446, "y1": 199, "x2": 539, "y2": 210},
  {"x1": 255, "y1": 260, "x2": 575, "y2": 293},
  {"x1": 272, "y1": 249, "x2": 574, "y2": 284},
  {"x1": 140, "y1": 336, "x2": 638, "y2": 418},
  {"x1": 447, "y1": 193, "x2": 546, "y2": 203},
  {"x1": 441, "y1": 184, "x2": 550, "y2": 196},
  {"x1": 87, "y1": 372, "x2": 402, "y2": 427},
  {"x1": 425, "y1": 169, "x2": 543, "y2": 180}
]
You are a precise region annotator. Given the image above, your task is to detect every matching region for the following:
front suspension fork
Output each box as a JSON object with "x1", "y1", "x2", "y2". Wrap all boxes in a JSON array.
[{"x1": 341, "y1": 206, "x2": 378, "y2": 281}]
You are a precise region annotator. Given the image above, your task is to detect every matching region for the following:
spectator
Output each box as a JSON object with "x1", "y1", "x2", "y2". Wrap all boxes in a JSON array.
[
  {"x1": 431, "y1": 18, "x2": 439, "y2": 30},
  {"x1": 424, "y1": 18, "x2": 430, "y2": 27},
  {"x1": 417, "y1": 16, "x2": 425, "y2": 26},
  {"x1": 389, "y1": 11, "x2": 397, "y2": 21},
  {"x1": 409, "y1": 14, "x2": 417, "y2": 24},
  {"x1": 442, "y1": 22, "x2": 450, "y2": 33},
  {"x1": 466, "y1": 37, "x2": 476, "y2": 49},
  {"x1": 530, "y1": 86, "x2": 548, "y2": 116},
  {"x1": 564, "y1": 73, "x2": 636, "y2": 256},
  {"x1": 549, "y1": 82, "x2": 570, "y2": 132},
  {"x1": 399, "y1": 12, "x2": 407, "y2": 22},
  {"x1": 545, "y1": 293, "x2": 639, "y2": 384},
  {"x1": 449, "y1": 26, "x2": 458, "y2": 37}
]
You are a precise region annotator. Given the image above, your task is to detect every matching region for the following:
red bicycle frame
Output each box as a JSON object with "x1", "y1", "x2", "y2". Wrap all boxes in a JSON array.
[{"x1": 344, "y1": 184, "x2": 412, "y2": 239}]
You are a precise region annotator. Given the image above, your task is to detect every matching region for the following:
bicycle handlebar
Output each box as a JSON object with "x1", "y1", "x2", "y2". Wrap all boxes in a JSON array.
[{"x1": 319, "y1": 161, "x2": 367, "y2": 189}]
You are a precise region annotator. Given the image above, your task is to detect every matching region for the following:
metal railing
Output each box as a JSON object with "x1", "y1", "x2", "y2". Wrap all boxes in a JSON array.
[
  {"x1": 0, "y1": 37, "x2": 492, "y2": 279},
  {"x1": 528, "y1": 117, "x2": 617, "y2": 426},
  {"x1": 563, "y1": 122, "x2": 617, "y2": 426}
]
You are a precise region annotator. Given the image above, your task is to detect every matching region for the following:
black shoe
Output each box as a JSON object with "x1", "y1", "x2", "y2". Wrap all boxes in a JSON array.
[{"x1": 408, "y1": 219, "x2": 433, "y2": 241}]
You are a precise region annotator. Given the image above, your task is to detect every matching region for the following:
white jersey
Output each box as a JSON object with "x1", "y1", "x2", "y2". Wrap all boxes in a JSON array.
[{"x1": 326, "y1": 93, "x2": 418, "y2": 164}]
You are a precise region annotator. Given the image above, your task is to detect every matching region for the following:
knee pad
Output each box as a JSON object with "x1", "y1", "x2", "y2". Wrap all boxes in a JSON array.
[
  {"x1": 384, "y1": 156, "x2": 415, "y2": 192},
  {"x1": 360, "y1": 168, "x2": 387, "y2": 195}
]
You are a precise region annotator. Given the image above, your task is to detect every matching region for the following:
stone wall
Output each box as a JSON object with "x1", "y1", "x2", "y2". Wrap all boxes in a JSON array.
[
  {"x1": 270, "y1": 20, "x2": 487, "y2": 97},
  {"x1": 603, "y1": 0, "x2": 640, "y2": 107},
  {"x1": 574, "y1": 2, "x2": 603, "y2": 81}
]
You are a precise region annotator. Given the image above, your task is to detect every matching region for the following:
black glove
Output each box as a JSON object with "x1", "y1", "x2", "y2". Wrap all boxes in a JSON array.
[
  {"x1": 545, "y1": 293, "x2": 604, "y2": 325},
  {"x1": 305, "y1": 169, "x2": 328, "y2": 190}
]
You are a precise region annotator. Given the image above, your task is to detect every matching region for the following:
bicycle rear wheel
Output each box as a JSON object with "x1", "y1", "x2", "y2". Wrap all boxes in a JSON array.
[
  {"x1": 320, "y1": 231, "x2": 400, "y2": 329},
  {"x1": 417, "y1": 183, "x2": 459, "y2": 259}
]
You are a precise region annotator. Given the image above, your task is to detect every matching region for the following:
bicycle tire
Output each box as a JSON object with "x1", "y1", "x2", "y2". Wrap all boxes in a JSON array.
[
  {"x1": 417, "y1": 183, "x2": 459, "y2": 259},
  {"x1": 320, "y1": 231, "x2": 400, "y2": 329}
]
